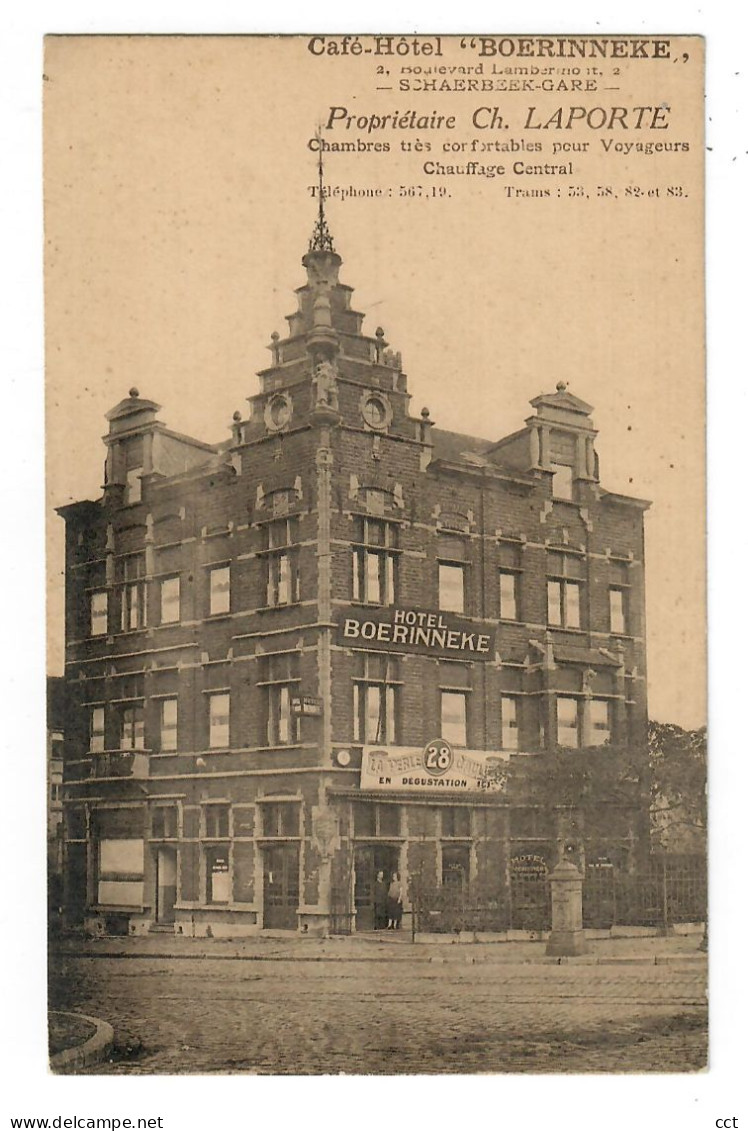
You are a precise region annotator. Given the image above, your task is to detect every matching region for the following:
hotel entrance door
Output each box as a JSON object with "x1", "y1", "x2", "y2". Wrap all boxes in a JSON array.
[
  {"x1": 354, "y1": 844, "x2": 400, "y2": 931},
  {"x1": 263, "y1": 844, "x2": 300, "y2": 930}
]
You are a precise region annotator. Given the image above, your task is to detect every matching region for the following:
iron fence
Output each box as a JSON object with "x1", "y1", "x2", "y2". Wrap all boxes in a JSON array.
[
  {"x1": 411, "y1": 872, "x2": 551, "y2": 934},
  {"x1": 329, "y1": 853, "x2": 705, "y2": 936},
  {"x1": 583, "y1": 857, "x2": 706, "y2": 930}
]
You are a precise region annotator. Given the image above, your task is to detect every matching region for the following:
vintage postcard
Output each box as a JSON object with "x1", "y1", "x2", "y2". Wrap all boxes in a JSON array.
[{"x1": 44, "y1": 33, "x2": 706, "y2": 1075}]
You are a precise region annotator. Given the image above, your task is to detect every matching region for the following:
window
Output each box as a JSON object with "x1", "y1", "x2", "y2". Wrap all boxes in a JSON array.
[
  {"x1": 269, "y1": 685, "x2": 294, "y2": 745},
  {"x1": 441, "y1": 808, "x2": 470, "y2": 838},
  {"x1": 437, "y1": 533, "x2": 467, "y2": 613},
  {"x1": 353, "y1": 803, "x2": 375, "y2": 838},
  {"x1": 125, "y1": 468, "x2": 142, "y2": 505},
  {"x1": 209, "y1": 565, "x2": 230, "y2": 616},
  {"x1": 501, "y1": 696, "x2": 519, "y2": 750},
  {"x1": 441, "y1": 843, "x2": 470, "y2": 890},
  {"x1": 160, "y1": 576, "x2": 181, "y2": 624},
  {"x1": 97, "y1": 838, "x2": 144, "y2": 907},
  {"x1": 266, "y1": 520, "x2": 299, "y2": 606},
  {"x1": 497, "y1": 543, "x2": 521, "y2": 620},
  {"x1": 208, "y1": 693, "x2": 230, "y2": 749},
  {"x1": 151, "y1": 806, "x2": 178, "y2": 839},
  {"x1": 261, "y1": 653, "x2": 301, "y2": 746},
  {"x1": 66, "y1": 807, "x2": 87, "y2": 841},
  {"x1": 547, "y1": 551, "x2": 584, "y2": 629},
  {"x1": 589, "y1": 699, "x2": 611, "y2": 746},
  {"x1": 204, "y1": 804, "x2": 230, "y2": 839},
  {"x1": 556, "y1": 697, "x2": 580, "y2": 747},
  {"x1": 441, "y1": 690, "x2": 468, "y2": 747},
  {"x1": 120, "y1": 704, "x2": 145, "y2": 750},
  {"x1": 117, "y1": 555, "x2": 146, "y2": 631},
  {"x1": 159, "y1": 698, "x2": 178, "y2": 752},
  {"x1": 90, "y1": 590, "x2": 108, "y2": 636},
  {"x1": 550, "y1": 462, "x2": 574, "y2": 500},
  {"x1": 438, "y1": 564, "x2": 465, "y2": 613},
  {"x1": 353, "y1": 654, "x2": 399, "y2": 745},
  {"x1": 378, "y1": 805, "x2": 401, "y2": 837},
  {"x1": 262, "y1": 803, "x2": 301, "y2": 838},
  {"x1": 609, "y1": 587, "x2": 626, "y2": 634},
  {"x1": 362, "y1": 394, "x2": 389, "y2": 430},
  {"x1": 352, "y1": 518, "x2": 397, "y2": 606},
  {"x1": 90, "y1": 706, "x2": 106, "y2": 753},
  {"x1": 498, "y1": 571, "x2": 518, "y2": 620},
  {"x1": 205, "y1": 846, "x2": 230, "y2": 904},
  {"x1": 353, "y1": 803, "x2": 401, "y2": 838}
]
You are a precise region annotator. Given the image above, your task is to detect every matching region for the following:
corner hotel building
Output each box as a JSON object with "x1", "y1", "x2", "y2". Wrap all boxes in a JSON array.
[{"x1": 58, "y1": 200, "x2": 651, "y2": 936}]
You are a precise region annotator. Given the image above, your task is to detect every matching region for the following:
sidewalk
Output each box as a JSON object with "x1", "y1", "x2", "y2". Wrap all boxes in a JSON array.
[{"x1": 50, "y1": 929, "x2": 706, "y2": 966}]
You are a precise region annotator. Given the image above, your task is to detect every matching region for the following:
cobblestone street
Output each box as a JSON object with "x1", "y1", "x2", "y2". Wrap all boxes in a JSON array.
[{"x1": 49, "y1": 944, "x2": 707, "y2": 1075}]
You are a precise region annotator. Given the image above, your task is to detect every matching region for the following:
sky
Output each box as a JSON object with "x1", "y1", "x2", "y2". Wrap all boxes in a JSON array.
[{"x1": 43, "y1": 35, "x2": 706, "y2": 727}]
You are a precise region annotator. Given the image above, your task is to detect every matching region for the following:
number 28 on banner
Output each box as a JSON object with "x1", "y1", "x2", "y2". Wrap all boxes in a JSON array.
[{"x1": 423, "y1": 739, "x2": 454, "y2": 776}]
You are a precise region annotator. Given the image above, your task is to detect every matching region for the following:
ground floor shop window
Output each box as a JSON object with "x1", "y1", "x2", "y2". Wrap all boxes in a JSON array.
[
  {"x1": 441, "y1": 843, "x2": 470, "y2": 889},
  {"x1": 97, "y1": 838, "x2": 144, "y2": 907},
  {"x1": 205, "y1": 846, "x2": 230, "y2": 904}
]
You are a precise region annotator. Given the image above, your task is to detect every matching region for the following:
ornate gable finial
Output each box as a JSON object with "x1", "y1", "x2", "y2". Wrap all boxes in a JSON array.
[{"x1": 308, "y1": 138, "x2": 335, "y2": 254}]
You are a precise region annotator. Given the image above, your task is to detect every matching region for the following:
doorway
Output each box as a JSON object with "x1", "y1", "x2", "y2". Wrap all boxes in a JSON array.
[
  {"x1": 354, "y1": 844, "x2": 400, "y2": 931},
  {"x1": 263, "y1": 843, "x2": 300, "y2": 929},
  {"x1": 155, "y1": 846, "x2": 177, "y2": 925}
]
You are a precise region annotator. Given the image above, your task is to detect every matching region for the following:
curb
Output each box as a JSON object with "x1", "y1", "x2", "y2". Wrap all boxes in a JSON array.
[
  {"x1": 50, "y1": 947, "x2": 706, "y2": 967},
  {"x1": 49, "y1": 1012, "x2": 114, "y2": 1074}
]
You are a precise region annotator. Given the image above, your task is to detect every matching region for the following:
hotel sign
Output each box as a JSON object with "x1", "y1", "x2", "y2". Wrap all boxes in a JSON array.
[
  {"x1": 335, "y1": 606, "x2": 496, "y2": 660},
  {"x1": 290, "y1": 695, "x2": 323, "y2": 716},
  {"x1": 361, "y1": 741, "x2": 509, "y2": 795}
]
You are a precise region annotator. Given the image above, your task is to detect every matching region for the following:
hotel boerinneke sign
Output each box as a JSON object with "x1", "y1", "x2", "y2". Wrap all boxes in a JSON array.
[{"x1": 335, "y1": 607, "x2": 496, "y2": 660}]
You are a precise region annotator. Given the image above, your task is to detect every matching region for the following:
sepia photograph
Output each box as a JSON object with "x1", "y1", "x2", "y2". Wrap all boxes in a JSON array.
[{"x1": 41, "y1": 33, "x2": 708, "y2": 1077}]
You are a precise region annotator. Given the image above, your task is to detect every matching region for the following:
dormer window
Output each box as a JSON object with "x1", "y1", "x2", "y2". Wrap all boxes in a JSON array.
[{"x1": 550, "y1": 463, "x2": 574, "y2": 501}]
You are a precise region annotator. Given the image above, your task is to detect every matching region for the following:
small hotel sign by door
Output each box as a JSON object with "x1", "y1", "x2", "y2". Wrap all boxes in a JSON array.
[
  {"x1": 335, "y1": 607, "x2": 496, "y2": 660},
  {"x1": 290, "y1": 696, "x2": 323, "y2": 716}
]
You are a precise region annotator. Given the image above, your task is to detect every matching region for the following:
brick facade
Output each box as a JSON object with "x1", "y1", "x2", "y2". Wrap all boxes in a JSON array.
[{"x1": 58, "y1": 212, "x2": 651, "y2": 937}]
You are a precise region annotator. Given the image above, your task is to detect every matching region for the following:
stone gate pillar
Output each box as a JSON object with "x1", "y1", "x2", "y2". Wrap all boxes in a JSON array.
[{"x1": 546, "y1": 860, "x2": 587, "y2": 956}]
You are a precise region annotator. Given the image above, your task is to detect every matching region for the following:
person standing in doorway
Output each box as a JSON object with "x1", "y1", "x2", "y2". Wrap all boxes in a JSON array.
[
  {"x1": 387, "y1": 872, "x2": 403, "y2": 929},
  {"x1": 373, "y1": 870, "x2": 388, "y2": 930}
]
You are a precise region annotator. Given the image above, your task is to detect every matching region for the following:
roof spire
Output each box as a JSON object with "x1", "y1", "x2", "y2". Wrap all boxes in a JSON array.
[{"x1": 308, "y1": 136, "x2": 335, "y2": 254}]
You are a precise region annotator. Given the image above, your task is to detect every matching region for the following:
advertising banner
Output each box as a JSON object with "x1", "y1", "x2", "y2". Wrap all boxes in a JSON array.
[{"x1": 361, "y1": 741, "x2": 510, "y2": 794}]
